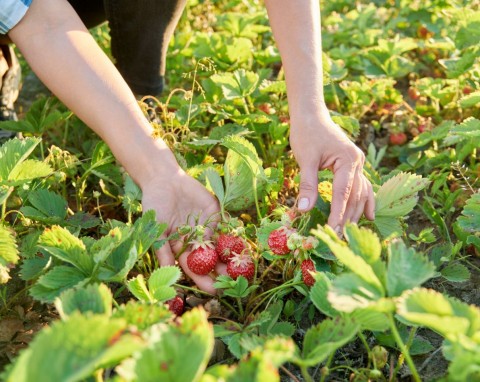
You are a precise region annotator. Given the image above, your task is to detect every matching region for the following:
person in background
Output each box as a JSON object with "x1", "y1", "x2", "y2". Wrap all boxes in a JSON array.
[{"x1": 1, "y1": 0, "x2": 374, "y2": 293}]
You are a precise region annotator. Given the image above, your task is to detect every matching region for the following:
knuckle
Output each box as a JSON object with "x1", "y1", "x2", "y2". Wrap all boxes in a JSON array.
[{"x1": 299, "y1": 181, "x2": 317, "y2": 192}]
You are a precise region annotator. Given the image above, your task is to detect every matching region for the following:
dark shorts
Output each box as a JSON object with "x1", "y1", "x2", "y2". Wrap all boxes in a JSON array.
[{"x1": 69, "y1": 0, "x2": 187, "y2": 95}]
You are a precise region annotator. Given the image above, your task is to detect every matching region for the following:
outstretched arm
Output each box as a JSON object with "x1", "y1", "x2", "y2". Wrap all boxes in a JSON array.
[
  {"x1": 9, "y1": 0, "x2": 223, "y2": 293},
  {"x1": 265, "y1": 0, "x2": 375, "y2": 231}
]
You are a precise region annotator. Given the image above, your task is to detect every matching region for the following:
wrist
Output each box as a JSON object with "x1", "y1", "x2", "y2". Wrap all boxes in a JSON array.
[{"x1": 130, "y1": 139, "x2": 182, "y2": 190}]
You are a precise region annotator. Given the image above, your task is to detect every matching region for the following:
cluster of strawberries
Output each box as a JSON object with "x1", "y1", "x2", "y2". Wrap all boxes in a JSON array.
[
  {"x1": 267, "y1": 226, "x2": 318, "y2": 287},
  {"x1": 186, "y1": 230, "x2": 255, "y2": 281},
  {"x1": 166, "y1": 212, "x2": 320, "y2": 316}
]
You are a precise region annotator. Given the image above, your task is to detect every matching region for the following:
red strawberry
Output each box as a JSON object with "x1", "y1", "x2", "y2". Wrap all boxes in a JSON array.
[
  {"x1": 216, "y1": 234, "x2": 246, "y2": 263},
  {"x1": 187, "y1": 243, "x2": 218, "y2": 275},
  {"x1": 301, "y1": 259, "x2": 316, "y2": 287},
  {"x1": 389, "y1": 132, "x2": 407, "y2": 145},
  {"x1": 166, "y1": 296, "x2": 184, "y2": 316},
  {"x1": 268, "y1": 227, "x2": 291, "y2": 255},
  {"x1": 227, "y1": 252, "x2": 255, "y2": 281}
]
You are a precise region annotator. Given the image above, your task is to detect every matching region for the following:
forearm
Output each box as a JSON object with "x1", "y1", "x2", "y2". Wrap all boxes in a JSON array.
[
  {"x1": 8, "y1": 0, "x2": 179, "y2": 188},
  {"x1": 264, "y1": 0, "x2": 329, "y2": 122}
]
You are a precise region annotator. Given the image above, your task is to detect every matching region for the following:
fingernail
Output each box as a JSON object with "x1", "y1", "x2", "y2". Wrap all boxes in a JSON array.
[
  {"x1": 334, "y1": 225, "x2": 343, "y2": 239},
  {"x1": 298, "y1": 198, "x2": 309, "y2": 210}
]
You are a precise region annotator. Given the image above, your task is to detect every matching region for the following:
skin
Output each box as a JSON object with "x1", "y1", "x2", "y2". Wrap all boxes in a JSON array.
[
  {"x1": 265, "y1": 0, "x2": 375, "y2": 231},
  {"x1": 8, "y1": 0, "x2": 374, "y2": 293}
]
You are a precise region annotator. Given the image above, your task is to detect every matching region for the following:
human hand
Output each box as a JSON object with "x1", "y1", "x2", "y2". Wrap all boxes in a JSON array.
[
  {"x1": 142, "y1": 170, "x2": 226, "y2": 294},
  {"x1": 289, "y1": 113, "x2": 375, "y2": 233}
]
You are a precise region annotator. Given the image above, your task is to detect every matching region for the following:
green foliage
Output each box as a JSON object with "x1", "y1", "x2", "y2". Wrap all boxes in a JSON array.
[
  {"x1": 4, "y1": 313, "x2": 144, "y2": 382},
  {"x1": 117, "y1": 308, "x2": 214, "y2": 382},
  {"x1": 127, "y1": 266, "x2": 181, "y2": 303},
  {"x1": 374, "y1": 172, "x2": 429, "y2": 237}
]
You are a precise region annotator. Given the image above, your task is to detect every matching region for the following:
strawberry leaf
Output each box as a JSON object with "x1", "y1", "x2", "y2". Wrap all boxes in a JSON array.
[
  {"x1": 39, "y1": 226, "x2": 93, "y2": 274},
  {"x1": 375, "y1": 172, "x2": 429, "y2": 218},
  {"x1": 117, "y1": 308, "x2": 213, "y2": 382},
  {"x1": 300, "y1": 317, "x2": 359, "y2": 366},
  {"x1": 457, "y1": 192, "x2": 480, "y2": 233},
  {"x1": 386, "y1": 240, "x2": 436, "y2": 297},
  {"x1": 4, "y1": 313, "x2": 144, "y2": 382},
  {"x1": 55, "y1": 283, "x2": 113, "y2": 319},
  {"x1": 127, "y1": 274, "x2": 153, "y2": 302},
  {"x1": 397, "y1": 288, "x2": 480, "y2": 339},
  {"x1": 222, "y1": 135, "x2": 266, "y2": 211},
  {"x1": 0, "y1": 137, "x2": 41, "y2": 181}
]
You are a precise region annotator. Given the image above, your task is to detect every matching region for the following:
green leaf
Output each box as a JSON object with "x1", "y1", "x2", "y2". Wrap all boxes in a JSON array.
[
  {"x1": 133, "y1": 210, "x2": 167, "y2": 256},
  {"x1": 204, "y1": 168, "x2": 225, "y2": 205},
  {"x1": 0, "y1": 224, "x2": 18, "y2": 267},
  {"x1": 66, "y1": 212, "x2": 101, "y2": 229},
  {"x1": 375, "y1": 172, "x2": 429, "y2": 218},
  {"x1": 455, "y1": 20, "x2": 480, "y2": 49},
  {"x1": 112, "y1": 301, "x2": 172, "y2": 330},
  {"x1": 122, "y1": 175, "x2": 142, "y2": 215},
  {"x1": 210, "y1": 69, "x2": 259, "y2": 100},
  {"x1": 328, "y1": 273, "x2": 385, "y2": 312},
  {"x1": 344, "y1": 224, "x2": 382, "y2": 265},
  {"x1": 0, "y1": 137, "x2": 41, "y2": 181},
  {"x1": 21, "y1": 189, "x2": 68, "y2": 222},
  {"x1": 222, "y1": 135, "x2": 265, "y2": 211},
  {"x1": 459, "y1": 92, "x2": 480, "y2": 108},
  {"x1": 127, "y1": 274, "x2": 153, "y2": 302},
  {"x1": 301, "y1": 317, "x2": 359, "y2": 366},
  {"x1": 397, "y1": 288, "x2": 480, "y2": 339},
  {"x1": 457, "y1": 192, "x2": 480, "y2": 233},
  {"x1": 39, "y1": 226, "x2": 93, "y2": 274},
  {"x1": 386, "y1": 240, "x2": 436, "y2": 297},
  {"x1": 32, "y1": 266, "x2": 87, "y2": 303},
  {"x1": 441, "y1": 263, "x2": 470, "y2": 283},
  {"x1": 350, "y1": 309, "x2": 390, "y2": 332},
  {"x1": 4, "y1": 313, "x2": 144, "y2": 382},
  {"x1": 55, "y1": 283, "x2": 113, "y2": 319},
  {"x1": 310, "y1": 273, "x2": 339, "y2": 317},
  {"x1": 117, "y1": 308, "x2": 214, "y2": 382},
  {"x1": 146, "y1": 266, "x2": 181, "y2": 302},
  {"x1": 312, "y1": 225, "x2": 384, "y2": 294},
  {"x1": 8, "y1": 159, "x2": 52, "y2": 181}
]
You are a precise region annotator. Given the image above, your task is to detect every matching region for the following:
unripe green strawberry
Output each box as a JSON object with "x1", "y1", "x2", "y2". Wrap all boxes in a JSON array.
[{"x1": 371, "y1": 345, "x2": 388, "y2": 369}]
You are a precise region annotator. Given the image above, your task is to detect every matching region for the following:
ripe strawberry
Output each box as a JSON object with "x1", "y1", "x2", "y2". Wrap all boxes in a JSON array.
[
  {"x1": 187, "y1": 244, "x2": 218, "y2": 275},
  {"x1": 408, "y1": 87, "x2": 420, "y2": 100},
  {"x1": 301, "y1": 259, "x2": 316, "y2": 287},
  {"x1": 227, "y1": 252, "x2": 255, "y2": 281},
  {"x1": 389, "y1": 132, "x2": 407, "y2": 145},
  {"x1": 463, "y1": 86, "x2": 473, "y2": 95},
  {"x1": 166, "y1": 296, "x2": 184, "y2": 316},
  {"x1": 216, "y1": 234, "x2": 246, "y2": 263},
  {"x1": 268, "y1": 227, "x2": 291, "y2": 255}
]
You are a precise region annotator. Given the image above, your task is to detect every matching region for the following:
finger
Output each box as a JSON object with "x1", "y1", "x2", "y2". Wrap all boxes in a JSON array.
[
  {"x1": 156, "y1": 234, "x2": 176, "y2": 266},
  {"x1": 297, "y1": 160, "x2": 320, "y2": 212},
  {"x1": 350, "y1": 177, "x2": 370, "y2": 224},
  {"x1": 178, "y1": 251, "x2": 217, "y2": 295},
  {"x1": 215, "y1": 261, "x2": 228, "y2": 276},
  {"x1": 364, "y1": 176, "x2": 376, "y2": 221},
  {"x1": 342, "y1": 169, "x2": 364, "y2": 224},
  {"x1": 328, "y1": 161, "x2": 357, "y2": 231}
]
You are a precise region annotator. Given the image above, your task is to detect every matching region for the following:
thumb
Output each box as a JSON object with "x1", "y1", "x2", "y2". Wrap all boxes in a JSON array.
[{"x1": 297, "y1": 164, "x2": 319, "y2": 212}]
